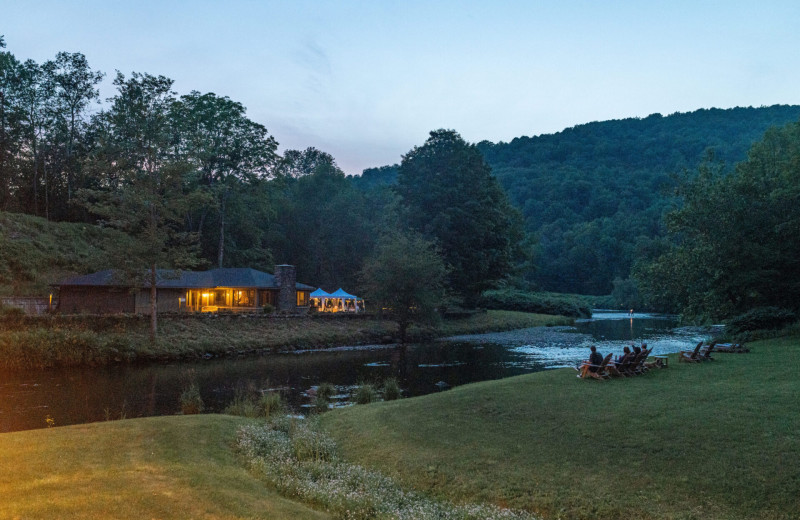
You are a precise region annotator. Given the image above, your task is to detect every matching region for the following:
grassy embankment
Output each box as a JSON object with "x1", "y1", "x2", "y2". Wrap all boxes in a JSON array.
[
  {"x1": 0, "y1": 414, "x2": 329, "y2": 520},
  {"x1": 0, "y1": 210, "x2": 133, "y2": 297},
  {"x1": 0, "y1": 310, "x2": 570, "y2": 370},
  {"x1": 321, "y1": 336, "x2": 800, "y2": 520}
]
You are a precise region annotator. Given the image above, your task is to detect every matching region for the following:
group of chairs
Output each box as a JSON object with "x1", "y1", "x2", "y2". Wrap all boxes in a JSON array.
[
  {"x1": 678, "y1": 340, "x2": 749, "y2": 362},
  {"x1": 576, "y1": 344, "x2": 663, "y2": 380},
  {"x1": 578, "y1": 339, "x2": 750, "y2": 380}
]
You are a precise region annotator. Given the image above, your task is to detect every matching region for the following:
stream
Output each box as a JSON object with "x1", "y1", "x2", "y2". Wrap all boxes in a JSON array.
[{"x1": 0, "y1": 311, "x2": 715, "y2": 433}]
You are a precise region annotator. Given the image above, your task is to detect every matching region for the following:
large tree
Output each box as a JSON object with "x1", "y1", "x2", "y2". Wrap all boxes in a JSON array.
[
  {"x1": 172, "y1": 91, "x2": 278, "y2": 268},
  {"x1": 360, "y1": 230, "x2": 447, "y2": 342},
  {"x1": 82, "y1": 72, "x2": 201, "y2": 341},
  {"x1": 43, "y1": 52, "x2": 104, "y2": 214},
  {"x1": 635, "y1": 122, "x2": 800, "y2": 321},
  {"x1": 396, "y1": 129, "x2": 527, "y2": 305}
]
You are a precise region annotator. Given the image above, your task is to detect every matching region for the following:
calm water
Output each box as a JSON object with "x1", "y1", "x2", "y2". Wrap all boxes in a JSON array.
[{"x1": 0, "y1": 312, "x2": 710, "y2": 433}]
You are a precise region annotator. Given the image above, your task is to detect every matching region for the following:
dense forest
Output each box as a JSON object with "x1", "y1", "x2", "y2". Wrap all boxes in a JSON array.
[
  {"x1": 360, "y1": 106, "x2": 800, "y2": 296},
  {"x1": 0, "y1": 39, "x2": 520, "y2": 318},
  {"x1": 3, "y1": 37, "x2": 800, "y2": 323}
]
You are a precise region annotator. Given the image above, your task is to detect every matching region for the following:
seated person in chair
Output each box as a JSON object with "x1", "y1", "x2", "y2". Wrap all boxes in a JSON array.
[{"x1": 580, "y1": 346, "x2": 604, "y2": 378}]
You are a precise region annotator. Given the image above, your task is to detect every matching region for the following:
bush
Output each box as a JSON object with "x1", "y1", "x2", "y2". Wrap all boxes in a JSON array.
[
  {"x1": 313, "y1": 396, "x2": 330, "y2": 413},
  {"x1": 478, "y1": 289, "x2": 591, "y2": 318},
  {"x1": 259, "y1": 392, "x2": 284, "y2": 418},
  {"x1": 225, "y1": 389, "x2": 260, "y2": 418},
  {"x1": 0, "y1": 304, "x2": 25, "y2": 318},
  {"x1": 316, "y1": 382, "x2": 335, "y2": 401},
  {"x1": 262, "y1": 303, "x2": 275, "y2": 314},
  {"x1": 726, "y1": 307, "x2": 797, "y2": 336},
  {"x1": 180, "y1": 382, "x2": 205, "y2": 415},
  {"x1": 353, "y1": 383, "x2": 378, "y2": 405},
  {"x1": 382, "y1": 378, "x2": 402, "y2": 401}
]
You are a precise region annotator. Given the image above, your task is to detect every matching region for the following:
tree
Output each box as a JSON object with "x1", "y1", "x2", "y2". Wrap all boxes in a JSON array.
[
  {"x1": 172, "y1": 91, "x2": 278, "y2": 267},
  {"x1": 275, "y1": 147, "x2": 338, "y2": 179},
  {"x1": 42, "y1": 52, "x2": 104, "y2": 213},
  {"x1": 635, "y1": 123, "x2": 800, "y2": 321},
  {"x1": 396, "y1": 129, "x2": 527, "y2": 305},
  {"x1": 360, "y1": 230, "x2": 447, "y2": 342},
  {"x1": 82, "y1": 72, "x2": 202, "y2": 341}
]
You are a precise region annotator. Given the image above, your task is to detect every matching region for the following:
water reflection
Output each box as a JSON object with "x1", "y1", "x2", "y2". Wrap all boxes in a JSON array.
[{"x1": 0, "y1": 312, "x2": 709, "y2": 433}]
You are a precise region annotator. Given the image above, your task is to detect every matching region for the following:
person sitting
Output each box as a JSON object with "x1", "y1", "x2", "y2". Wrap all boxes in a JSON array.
[
  {"x1": 605, "y1": 346, "x2": 631, "y2": 376},
  {"x1": 632, "y1": 344, "x2": 642, "y2": 356},
  {"x1": 579, "y1": 346, "x2": 604, "y2": 378}
]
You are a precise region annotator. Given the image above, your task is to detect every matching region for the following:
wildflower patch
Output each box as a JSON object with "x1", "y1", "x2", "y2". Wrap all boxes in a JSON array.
[{"x1": 236, "y1": 416, "x2": 538, "y2": 520}]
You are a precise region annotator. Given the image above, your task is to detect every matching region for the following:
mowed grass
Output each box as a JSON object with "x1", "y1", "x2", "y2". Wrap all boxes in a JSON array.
[
  {"x1": 321, "y1": 336, "x2": 800, "y2": 520},
  {"x1": 0, "y1": 414, "x2": 329, "y2": 520}
]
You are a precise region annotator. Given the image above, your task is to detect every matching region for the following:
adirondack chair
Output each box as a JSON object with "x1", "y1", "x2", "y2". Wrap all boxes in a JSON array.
[
  {"x1": 679, "y1": 341, "x2": 704, "y2": 363},
  {"x1": 576, "y1": 353, "x2": 613, "y2": 380},
  {"x1": 715, "y1": 342, "x2": 750, "y2": 353},
  {"x1": 606, "y1": 353, "x2": 630, "y2": 377},
  {"x1": 697, "y1": 342, "x2": 717, "y2": 361},
  {"x1": 630, "y1": 348, "x2": 653, "y2": 375}
]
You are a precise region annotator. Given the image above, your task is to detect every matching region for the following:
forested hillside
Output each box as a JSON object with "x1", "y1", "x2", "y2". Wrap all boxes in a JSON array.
[{"x1": 361, "y1": 106, "x2": 800, "y2": 295}]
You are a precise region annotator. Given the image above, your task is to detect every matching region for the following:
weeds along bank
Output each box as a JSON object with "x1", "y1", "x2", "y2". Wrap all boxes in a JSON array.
[{"x1": 0, "y1": 310, "x2": 570, "y2": 370}]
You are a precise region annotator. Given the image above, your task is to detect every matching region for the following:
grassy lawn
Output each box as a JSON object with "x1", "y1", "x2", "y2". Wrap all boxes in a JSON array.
[
  {"x1": 321, "y1": 336, "x2": 800, "y2": 520},
  {"x1": 0, "y1": 414, "x2": 329, "y2": 520}
]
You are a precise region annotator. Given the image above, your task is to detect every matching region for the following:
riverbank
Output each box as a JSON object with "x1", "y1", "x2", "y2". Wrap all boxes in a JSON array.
[
  {"x1": 0, "y1": 310, "x2": 571, "y2": 370},
  {"x1": 320, "y1": 335, "x2": 800, "y2": 519},
  {"x1": 0, "y1": 414, "x2": 329, "y2": 520}
]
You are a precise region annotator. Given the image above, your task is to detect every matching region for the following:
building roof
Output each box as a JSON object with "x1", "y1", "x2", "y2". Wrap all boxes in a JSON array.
[{"x1": 56, "y1": 268, "x2": 315, "y2": 291}]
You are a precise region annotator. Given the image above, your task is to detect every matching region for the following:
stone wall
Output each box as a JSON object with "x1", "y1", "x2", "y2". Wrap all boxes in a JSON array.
[{"x1": 274, "y1": 264, "x2": 297, "y2": 312}]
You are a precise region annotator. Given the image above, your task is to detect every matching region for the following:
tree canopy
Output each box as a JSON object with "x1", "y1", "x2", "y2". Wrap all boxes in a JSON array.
[
  {"x1": 360, "y1": 230, "x2": 447, "y2": 342},
  {"x1": 396, "y1": 129, "x2": 527, "y2": 304},
  {"x1": 635, "y1": 121, "x2": 800, "y2": 321}
]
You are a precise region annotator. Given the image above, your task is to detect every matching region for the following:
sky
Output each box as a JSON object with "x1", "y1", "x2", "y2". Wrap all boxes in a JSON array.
[{"x1": 3, "y1": 0, "x2": 800, "y2": 175}]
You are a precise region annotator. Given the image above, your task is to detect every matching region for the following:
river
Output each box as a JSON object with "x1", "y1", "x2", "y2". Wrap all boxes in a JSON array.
[{"x1": 0, "y1": 311, "x2": 714, "y2": 433}]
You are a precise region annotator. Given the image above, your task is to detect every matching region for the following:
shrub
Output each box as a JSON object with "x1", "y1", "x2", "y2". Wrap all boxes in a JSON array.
[
  {"x1": 478, "y1": 289, "x2": 591, "y2": 318},
  {"x1": 180, "y1": 382, "x2": 205, "y2": 414},
  {"x1": 259, "y1": 392, "x2": 284, "y2": 418},
  {"x1": 0, "y1": 304, "x2": 25, "y2": 318},
  {"x1": 225, "y1": 390, "x2": 260, "y2": 418},
  {"x1": 316, "y1": 382, "x2": 335, "y2": 401},
  {"x1": 353, "y1": 383, "x2": 378, "y2": 405},
  {"x1": 313, "y1": 396, "x2": 330, "y2": 413},
  {"x1": 726, "y1": 307, "x2": 797, "y2": 336},
  {"x1": 382, "y1": 378, "x2": 402, "y2": 401},
  {"x1": 262, "y1": 303, "x2": 275, "y2": 314}
]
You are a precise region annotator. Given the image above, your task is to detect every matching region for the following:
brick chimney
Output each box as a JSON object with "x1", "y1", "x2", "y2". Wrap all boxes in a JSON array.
[{"x1": 274, "y1": 265, "x2": 296, "y2": 312}]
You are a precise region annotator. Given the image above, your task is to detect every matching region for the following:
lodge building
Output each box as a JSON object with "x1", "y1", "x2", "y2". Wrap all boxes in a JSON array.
[{"x1": 55, "y1": 265, "x2": 313, "y2": 314}]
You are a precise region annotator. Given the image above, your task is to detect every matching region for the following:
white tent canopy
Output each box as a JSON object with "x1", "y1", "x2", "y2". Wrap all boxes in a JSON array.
[{"x1": 311, "y1": 288, "x2": 364, "y2": 312}]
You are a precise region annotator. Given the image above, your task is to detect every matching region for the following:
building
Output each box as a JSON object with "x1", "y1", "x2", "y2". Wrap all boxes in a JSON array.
[{"x1": 55, "y1": 265, "x2": 313, "y2": 314}]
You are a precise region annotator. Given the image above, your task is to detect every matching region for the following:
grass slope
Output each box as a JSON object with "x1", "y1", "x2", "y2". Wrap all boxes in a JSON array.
[
  {"x1": 0, "y1": 414, "x2": 329, "y2": 520},
  {"x1": 0, "y1": 211, "x2": 132, "y2": 296},
  {"x1": 321, "y1": 337, "x2": 800, "y2": 520}
]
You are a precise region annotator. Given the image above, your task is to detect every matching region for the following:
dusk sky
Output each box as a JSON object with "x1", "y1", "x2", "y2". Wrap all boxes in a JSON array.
[{"x1": 3, "y1": 0, "x2": 800, "y2": 174}]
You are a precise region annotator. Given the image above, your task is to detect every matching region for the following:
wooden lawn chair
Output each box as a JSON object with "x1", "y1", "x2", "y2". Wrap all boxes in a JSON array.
[
  {"x1": 697, "y1": 342, "x2": 717, "y2": 361},
  {"x1": 715, "y1": 343, "x2": 750, "y2": 354},
  {"x1": 631, "y1": 348, "x2": 652, "y2": 375},
  {"x1": 679, "y1": 341, "x2": 704, "y2": 363},
  {"x1": 576, "y1": 353, "x2": 613, "y2": 380}
]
